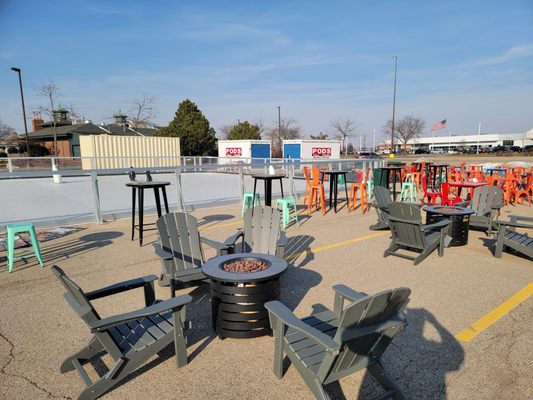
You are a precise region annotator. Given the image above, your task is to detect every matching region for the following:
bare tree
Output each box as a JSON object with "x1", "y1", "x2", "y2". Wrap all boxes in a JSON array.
[
  {"x1": 309, "y1": 132, "x2": 329, "y2": 140},
  {"x1": 37, "y1": 80, "x2": 61, "y2": 156},
  {"x1": 128, "y1": 95, "x2": 156, "y2": 129},
  {"x1": 267, "y1": 117, "x2": 301, "y2": 157},
  {"x1": 384, "y1": 116, "x2": 425, "y2": 153},
  {"x1": 331, "y1": 118, "x2": 359, "y2": 154},
  {"x1": 0, "y1": 120, "x2": 14, "y2": 140}
]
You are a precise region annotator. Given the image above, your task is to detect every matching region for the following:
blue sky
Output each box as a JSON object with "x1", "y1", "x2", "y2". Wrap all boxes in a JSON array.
[{"x1": 1, "y1": 0, "x2": 532, "y2": 142}]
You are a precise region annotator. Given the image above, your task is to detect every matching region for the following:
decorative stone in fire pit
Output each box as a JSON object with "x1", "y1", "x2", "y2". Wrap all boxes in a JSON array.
[
  {"x1": 424, "y1": 205, "x2": 475, "y2": 246},
  {"x1": 202, "y1": 253, "x2": 287, "y2": 339}
]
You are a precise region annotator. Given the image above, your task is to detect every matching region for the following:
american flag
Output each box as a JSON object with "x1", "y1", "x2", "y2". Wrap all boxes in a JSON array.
[{"x1": 431, "y1": 119, "x2": 447, "y2": 131}]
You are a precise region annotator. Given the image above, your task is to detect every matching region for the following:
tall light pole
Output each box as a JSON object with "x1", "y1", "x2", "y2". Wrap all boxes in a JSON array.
[
  {"x1": 10, "y1": 67, "x2": 31, "y2": 156},
  {"x1": 390, "y1": 56, "x2": 398, "y2": 154},
  {"x1": 277, "y1": 106, "x2": 281, "y2": 136}
]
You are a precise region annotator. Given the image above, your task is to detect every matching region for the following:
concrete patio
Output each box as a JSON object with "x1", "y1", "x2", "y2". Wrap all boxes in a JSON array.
[{"x1": 0, "y1": 199, "x2": 532, "y2": 399}]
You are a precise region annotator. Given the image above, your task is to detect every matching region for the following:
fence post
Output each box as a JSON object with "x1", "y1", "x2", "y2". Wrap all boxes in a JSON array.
[
  {"x1": 175, "y1": 168, "x2": 186, "y2": 211},
  {"x1": 7, "y1": 157, "x2": 13, "y2": 173},
  {"x1": 239, "y1": 164, "x2": 244, "y2": 203},
  {"x1": 90, "y1": 171, "x2": 103, "y2": 224}
]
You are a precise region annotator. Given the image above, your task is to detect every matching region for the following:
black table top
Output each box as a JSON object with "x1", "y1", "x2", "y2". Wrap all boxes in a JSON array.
[
  {"x1": 202, "y1": 253, "x2": 287, "y2": 282},
  {"x1": 126, "y1": 181, "x2": 171, "y2": 188},
  {"x1": 321, "y1": 170, "x2": 348, "y2": 175},
  {"x1": 251, "y1": 173, "x2": 286, "y2": 179},
  {"x1": 424, "y1": 205, "x2": 474, "y2": 216}
]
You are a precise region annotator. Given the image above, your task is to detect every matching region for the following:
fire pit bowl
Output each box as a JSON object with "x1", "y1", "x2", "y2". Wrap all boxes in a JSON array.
[
  {"x1": 202, "y1": 253, "x2": 287, "y2": 339},
  {"x1": 424, "y1": 205, "x2": 475, "y2": 246}
]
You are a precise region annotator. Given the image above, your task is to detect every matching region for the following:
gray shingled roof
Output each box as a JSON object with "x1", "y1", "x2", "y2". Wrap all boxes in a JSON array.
[{"x1": 28, "y1": 123, "x2": 103, "y2": 138}]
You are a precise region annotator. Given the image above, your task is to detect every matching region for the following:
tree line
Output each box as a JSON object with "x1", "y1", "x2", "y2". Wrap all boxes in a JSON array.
[{"x1": 4, "y1": 79, "x2": 426, "y2": 156}]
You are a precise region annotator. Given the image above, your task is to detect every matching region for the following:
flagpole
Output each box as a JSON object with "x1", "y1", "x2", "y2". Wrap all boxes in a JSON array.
[
  {"x1": 449, "y1": 131, "x2": 452, "y2": 152},
  {"x1": 373, "y1": 129, "x2": 376, "y2": 152},
  {"x1": 432, "y1": 129, "x2": 435, "y2": 152},
  {"x1": 476, "y1": 121, "x2": 481, "y2": 154}
]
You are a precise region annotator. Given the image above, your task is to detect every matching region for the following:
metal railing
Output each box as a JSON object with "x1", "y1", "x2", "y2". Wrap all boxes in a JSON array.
[{"x1": 0, "y1": 156, "x2": 385, "y2": 228}]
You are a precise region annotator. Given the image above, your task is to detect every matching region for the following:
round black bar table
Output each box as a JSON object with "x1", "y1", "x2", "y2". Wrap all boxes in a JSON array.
[
  {"x1": 379, "y1": 166, "x2": 404, "y2": 201},
  {"x1": 126, "y1": 181, "x2": 170, "y2": 246},
  {"x1": 320, "y1": 171, "x2": 349, "y2": 212},
  {"x1": 251, "y1": 172, "x2": 285, "y2": 206},
  {"x1": 426, "y1": 163, "x2": 449, "y2": 190}
]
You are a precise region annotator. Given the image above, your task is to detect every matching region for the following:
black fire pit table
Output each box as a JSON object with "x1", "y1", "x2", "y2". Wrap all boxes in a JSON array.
[
  {"x1": 424, "y1": 205, "x2": 474, "y2": 246},
  {"x1": 202, "y1": 253, "x2": 288, "y2": 339}
]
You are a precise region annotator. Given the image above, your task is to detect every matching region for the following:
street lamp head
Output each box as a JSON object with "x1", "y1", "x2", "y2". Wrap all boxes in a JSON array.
[{"x1": 11, "y1": 67, "x2": 21, "y2": 72}]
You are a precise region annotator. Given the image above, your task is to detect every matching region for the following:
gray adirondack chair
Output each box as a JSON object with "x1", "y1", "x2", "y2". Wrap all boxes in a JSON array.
[
  {"x1": 385, "y1": 202, "x2": 450, "y2": 265},
  {"x1": 370, "y1": 186, "x2": 393, "y2": 230},
  {"x1": 52, "y1": 266, "x2": 192, "y2": 400},
  {"x1": 265, "y1": 284, "x2": 411, "y2": 400},
  {"x1": 494, "y1": 215, "x2": 533, "y2": 259},
  {"x1": 154, "y1": 212, "x2": 231, "y2": 294},
  {"x1": 224, "y1": 206, "x2": 288, "y2": 257},
  {"x1": 457, "y1": 185, "x2": 503, "y2": 235}
]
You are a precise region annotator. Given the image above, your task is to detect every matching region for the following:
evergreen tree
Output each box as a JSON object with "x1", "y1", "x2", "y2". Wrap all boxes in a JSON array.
[
  {"x1": 227, "y1": 121, "x2": 261, "y2": 140},
  {"x1": 156, "y1": 99, "x2": 216, "y2": 156}
]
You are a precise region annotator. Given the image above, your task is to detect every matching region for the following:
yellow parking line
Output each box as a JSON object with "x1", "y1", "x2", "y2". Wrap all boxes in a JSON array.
[
  {"x1": 286, "y1": 231, "x2": 389, "y2": 260},
  {"x1": 455, "y1": 282, "x2": 533, "y2": 342}
]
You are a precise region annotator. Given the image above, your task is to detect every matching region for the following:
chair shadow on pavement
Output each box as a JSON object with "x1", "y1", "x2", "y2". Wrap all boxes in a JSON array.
[
  {"x1": 355, "y1": 307, "x2": 465, "y2": 400},
  {"x1": 0, "y1": 231, "x2": 123, "y2": 273},
  {"x1": 198, "y1": 213, "x2": 235, "y2": 227},
  {"x1": 283, "y1": 234, "x2": 315, "y2": 268}
]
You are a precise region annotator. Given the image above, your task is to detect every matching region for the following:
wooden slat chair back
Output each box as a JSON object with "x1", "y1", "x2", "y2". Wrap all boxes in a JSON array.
[
  {"x1": 470, "y1": 185, "x2": 502, "y2": 217},
  {"x1": 369, "y1": 186, "x2": 393, "y2": 230},
  {"x1": 388, "y1": 203, "x2": 426, "y2": 250},
  {"x1": 324, "y1": 288, "x2": 411, "y2": 384},
  {"x1": 265, "y1": 285, "x2": 411, "y2": 400},
  {"x1": 156, "y1": 212, "x2": 204, "y2": 286},
  {"x1": 243, "y1": 206, "x2": 282, "y2": 254}
]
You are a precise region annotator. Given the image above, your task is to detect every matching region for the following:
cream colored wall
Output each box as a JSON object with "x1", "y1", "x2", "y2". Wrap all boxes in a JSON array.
[{"x1": 80, "y1": 135, "x2": 181, "y2": 169}]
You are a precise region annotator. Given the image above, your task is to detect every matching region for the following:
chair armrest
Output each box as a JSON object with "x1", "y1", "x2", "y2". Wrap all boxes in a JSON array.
[
  {"x1": 421, "y1": 220, "x2": 450, "y2": 232},
  {"x1": 510, "y1": 215, "x2": 533, "y2": 224},
  {"x1": 86, "y1": 275, "x2": 158, "y2": 301},
  {"x1": 265, "y1": 301, "x2": 340, "y2": 354},
  {"x1": 276, "y1": 231, "x2": 289, "y2": 257},
  {"x1": 200, "y1": 236, "x2": 231, "y2": 251},
  {"x1": 333, "y1": 284, "x2": 367, "y2": 302},
  {"x1": 455, "y1": 201, "x2": 470, "y2": 207},
  {"x1": 497, "y1": 220, "x2": 533, "y2": 230},
  {"x1": 224, "y1": 230, "x2": 244, "y2": 247},
  {"x1": 387, "y1": 216, "x2": 421, "y2": 226},
  {"x1": 89, "y1": 294, "x2": 192, "y2": 333},
  {"x1": 333, "y1": 284, "x2": 367, "y2": 316},
  {"x1": 153, "y1": 243, "x2": 173, "y2": 260}
]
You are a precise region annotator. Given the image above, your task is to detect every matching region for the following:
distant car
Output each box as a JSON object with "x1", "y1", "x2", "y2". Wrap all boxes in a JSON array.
[
  {"x1": 462, "y1": 148, "x2": 476, "y2": 154},
  {"x1": 357, "y1": 152, "x2": 382, "y2": 159},
  {"x1": 524, "y1": 145, "x2": 533, "y2": 155},
  {"x1": 509, "y1": 146, "x2": 522, "y2": 153},
  {"x1": 479, "y1": 147, "x2": 491, "y2": 153},
  {"x1": 430, "y1": 149, "x2": 445, "y2": 154},
  {"x1": 414, "y1": 148, "x2": 430, "y2": 154}
]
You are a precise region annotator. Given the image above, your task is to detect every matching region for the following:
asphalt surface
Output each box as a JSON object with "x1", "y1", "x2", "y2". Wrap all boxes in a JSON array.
[{"x1": 0, "y1": 199, "x2": 532, "y2": 399}]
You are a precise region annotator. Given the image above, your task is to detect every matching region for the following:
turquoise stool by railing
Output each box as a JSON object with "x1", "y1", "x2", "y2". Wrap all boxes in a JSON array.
[
  {"x1": 275, "y1": 197, "x2": 299, "y2": 229},
  {"x1": 337, "y1": 174, "x2": 345, "y2": 186},
  {"x1": 241, "y1": 192, "x2": 261, "y2": 217},
  {"x1": 399, "y1": 174, "x2": 417, "y2": 202},
  {"x1": 6, "y1": 223, "x2": 44, "y2": 272}
]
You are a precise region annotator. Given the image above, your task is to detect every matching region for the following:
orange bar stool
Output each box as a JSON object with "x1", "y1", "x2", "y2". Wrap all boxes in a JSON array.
[
  {"x1": 307, "y1": 166, "x2": 326, "y2": 215},
  {"x1": 349, "y1": 169, "x2": 370, "y2": 214}
]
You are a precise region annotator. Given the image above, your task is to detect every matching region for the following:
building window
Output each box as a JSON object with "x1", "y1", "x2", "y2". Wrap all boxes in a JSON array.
[{"x1": 502, "y1": 140, "x2": 514, "y2": 146}]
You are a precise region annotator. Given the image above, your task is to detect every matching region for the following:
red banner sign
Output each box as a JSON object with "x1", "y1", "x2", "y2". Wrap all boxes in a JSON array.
[
  {"x1": 312, "y1": 147, "x2": 332, "y2": 158},
  {"x1": 225, "y1": 147, "x2": 242, "y2": 157}
]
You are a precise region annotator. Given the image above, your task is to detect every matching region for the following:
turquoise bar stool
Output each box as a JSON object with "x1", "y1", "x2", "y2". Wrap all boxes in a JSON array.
[
  {"x1": 241, "y1": 192, "x2": 261, "y2": 217},
  {"x1": 399, "y1": 174, "x2": 417, "y2": 202},
  {"x1": 275, "y1": 197, "x2": 299, "y2": 229},
  {"x1": 6, "y1": 223, "x2": 44, "y2": 272}
]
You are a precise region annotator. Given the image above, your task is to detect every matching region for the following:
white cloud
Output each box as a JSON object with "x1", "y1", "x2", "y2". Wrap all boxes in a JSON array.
[{"x1": 473, "y1": 43, "x2": 533, "y2": 65}]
